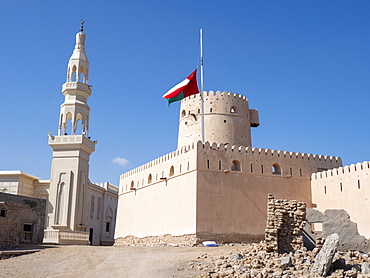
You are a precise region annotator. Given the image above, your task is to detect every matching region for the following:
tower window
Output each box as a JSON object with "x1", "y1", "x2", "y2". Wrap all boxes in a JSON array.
[
  {"x1": 358, "y1": 180, "x2": 361, "y2": 189},
  {"x1": 272, "y1": 164, "x2": 281, "y2": 175},
  {"x1": 231, "y1": 160, "x2": 241, "y2": 172},
  {"x1": 340, "y1": 182, "x2": 343, "y2": 192},
  {"x1": 224, "y1": 120, "x2": 227, "y2": 123},
  {"x1": 230, "y1": 106, "x2": 237, "y2": 114},
  {"x1": 210, "y1": 108, "x2": 213, "y2": 112},
  {"x1": 207, "y1": 160, "x2": 210, "y2": 169}
]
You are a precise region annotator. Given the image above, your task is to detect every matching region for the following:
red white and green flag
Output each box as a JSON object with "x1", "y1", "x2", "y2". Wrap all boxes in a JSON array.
[{"x1": 162, "y1": 69, "x2": 199, "y2": 106}]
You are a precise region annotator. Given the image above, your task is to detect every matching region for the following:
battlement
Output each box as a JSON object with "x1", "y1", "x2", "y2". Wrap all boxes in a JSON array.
[
  {"x1": 120, "y1": 142, "x2": 196, "y2": 180},
  {"x1": 181, "y1": 90, "x2": 248, "y2": 103},
  {"x1": 198, "y1": 141, "x2": 341, "y2": 164},
  {"x1": 119, "y1": 139, "x2": 342, "y2": 195},
  {"x1": 311, "y1": 161, "x2": 370, "y2": 180}
]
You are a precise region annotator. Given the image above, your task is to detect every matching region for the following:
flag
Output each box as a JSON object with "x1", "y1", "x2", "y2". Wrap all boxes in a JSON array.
[{"x1": 162, "y1": 69, "x2": 199, "y2": 106}]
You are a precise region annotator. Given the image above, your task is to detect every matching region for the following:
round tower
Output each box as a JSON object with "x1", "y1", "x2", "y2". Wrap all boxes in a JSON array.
[{"x1": 178, "y1": 91, "x2": 260, "y2": 148}]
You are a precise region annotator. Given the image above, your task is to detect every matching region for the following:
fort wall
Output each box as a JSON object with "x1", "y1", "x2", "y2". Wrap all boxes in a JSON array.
[
  {"x1": 115, "y1": 143, "x2": 198, "y2": 240},
  {"x1": 115, "y1": 140, "x2": 342, "y2": 244},
  {"x1": 311, "y1": 161, "x2": 370, "y2": 237},
  {"x1": 195, "y1": 141, "x2": 342, "y2": 239}
]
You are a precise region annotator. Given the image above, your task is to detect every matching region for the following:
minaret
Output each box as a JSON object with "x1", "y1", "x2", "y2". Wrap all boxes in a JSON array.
[{"x1": 45, "y1": 22, "x2": 96, "y2": 238}]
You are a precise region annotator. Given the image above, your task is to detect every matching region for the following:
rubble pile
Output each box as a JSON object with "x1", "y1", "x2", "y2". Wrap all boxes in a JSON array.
[{"x1": 189, "y1": 241, "x2": 370, "y2": 278}]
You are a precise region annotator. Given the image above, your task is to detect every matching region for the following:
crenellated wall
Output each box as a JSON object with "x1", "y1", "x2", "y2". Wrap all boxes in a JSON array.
[
  {"x1": 115, "y1": 142, "x2": 198, "y2": 240},
  {"x1": 115, "y1": 140, "x2": 342, "y2": 244},
  {"x1": 311, "y1": 161, "x2": 370, "y2": 237},
  {"x1": 195, "y1": 141, "x2": 341, "y2": 240},
  {"x1": 178, "y1": 91, "x2": 259, "y2": 148}
]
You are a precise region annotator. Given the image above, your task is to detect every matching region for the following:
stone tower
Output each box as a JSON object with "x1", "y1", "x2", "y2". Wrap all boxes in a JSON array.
[
  {"x1": 177, "y1": 91, "x2": 260, "y2": 148},
  {"x1": 46, "y1": 25, "x2": 96, "y2": 234}
]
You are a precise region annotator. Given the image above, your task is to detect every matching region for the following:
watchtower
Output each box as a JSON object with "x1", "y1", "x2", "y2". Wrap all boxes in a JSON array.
[{"x1": 178, "y1": 91, "x2": 260, "y2": 148}]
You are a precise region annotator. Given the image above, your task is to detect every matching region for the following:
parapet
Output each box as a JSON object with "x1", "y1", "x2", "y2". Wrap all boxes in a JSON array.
[
  {"x1": 120, "y1": 142, "x2": 196, "y2": 180},
  {"x1": 197, "y1": 140, "x2": 342, "y2": 164},
  {"x1": 181, "y1": 90, "x2": 248, "y2": 103},
  {"x1": 311, "y1": 161, "x2": 370, "y2": 180}
]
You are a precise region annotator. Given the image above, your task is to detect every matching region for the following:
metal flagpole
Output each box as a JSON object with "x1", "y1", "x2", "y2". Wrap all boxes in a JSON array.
[{"x1": 200, "y1": 29, "x2": 205, "y2": 143}]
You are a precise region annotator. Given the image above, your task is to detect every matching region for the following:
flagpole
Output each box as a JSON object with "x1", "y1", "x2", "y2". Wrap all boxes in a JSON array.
[{"x1": 200, "y1": 29, "x2": 205, "y2": 143}]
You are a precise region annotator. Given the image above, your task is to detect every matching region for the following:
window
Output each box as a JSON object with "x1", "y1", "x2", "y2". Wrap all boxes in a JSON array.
[
  {"x1": 272, "y1": 164, "x2": 281, "y2": 175},
  {"x1": 23, "y1": 223, "x2": 33, "y2": 241},
  {"x1": 207, "y1": 160, "x2": 210, "y2": 169},
  {"x1": 130, "y1": 181, "x2": 135, "y2": 190},
  {"x1": 90, "y1": 196, "x2": 95, "y2": 218},
  {"x1": 230, "y1": 106, "x2": 237, "y2": 114},
  {"x1": 169, "y1": 166, "x2": 174, "y2": 177},
  {"x1": 358, "y1": 180, "x2": 361, "y2": 189},
  {"x1": 261, "y1": 165, "x2": 264, "y2": 174},
  {"x1": 219, "y1": 161, "x2": 222, "y2": 170},
  {"x1": 148, "y1": 174, "x2": 152, "y2": 184},
  {"x1": 0, "y1": 208, "x2": 6, "y2": 217},
  {"x1": 106, "y1": 222, "x2": 110, "y2": 232},
  {"x1": 231, "y1": 160, "x2": 241, "y2": 172},
  {"x1": 181, "y1": 110, "x2": 186, "y2": 117},
  {"x1": 340, "y1": 182, "x2": 343, "y2": 192}
]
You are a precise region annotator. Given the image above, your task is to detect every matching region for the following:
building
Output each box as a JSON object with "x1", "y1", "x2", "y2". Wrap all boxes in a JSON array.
[
  {"x1": 0, "y1": 192, "x2": 46, "y2": 249},
  {"x1": 0, "y1": 26, "x2": 118, "y2": 246},
  {"x1": 114, "y1": 91, "x2": 342, "y2": 246}
]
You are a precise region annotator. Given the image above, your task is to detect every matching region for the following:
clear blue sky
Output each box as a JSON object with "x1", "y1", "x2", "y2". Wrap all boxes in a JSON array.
[{"x1": 1, "y1": 1, "x2": 369, "y2": 185}]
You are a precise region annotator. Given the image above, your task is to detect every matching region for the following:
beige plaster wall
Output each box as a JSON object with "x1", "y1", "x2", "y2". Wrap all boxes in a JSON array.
[
  {"x1": 195, "y1": 141, "x2": 342, "y2": 238},
  {"x1": 311, "y1": 161, "x2": 370, "y2": 238},
  {"x1": 115, "y1": 143, "x2": 198, "y2": 239}
]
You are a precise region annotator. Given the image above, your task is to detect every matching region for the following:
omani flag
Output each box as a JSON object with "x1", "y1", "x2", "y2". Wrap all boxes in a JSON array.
[{"x1": 162, "y1": 69, "x2": 199, "y2": 106}]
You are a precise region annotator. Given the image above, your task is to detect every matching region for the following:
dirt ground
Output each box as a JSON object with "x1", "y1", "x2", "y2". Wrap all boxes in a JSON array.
[{"x1": 0, "y1": 245, "x2": 242, "y2": 278}]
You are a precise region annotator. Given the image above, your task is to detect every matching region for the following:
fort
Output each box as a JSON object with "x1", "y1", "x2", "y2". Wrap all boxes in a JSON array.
[{"x1": 114, "y1": 91, "x2": 343, "y2": 246}]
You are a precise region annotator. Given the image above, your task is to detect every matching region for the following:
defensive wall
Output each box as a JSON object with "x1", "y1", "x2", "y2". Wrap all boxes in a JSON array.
[
  {"x1": 195, "y1": 141, "x2": 342, "y2": 241},
  {"x1": 115, "y1": 140, "x2": 342, "y2": 245},
  {"x1": 115, "y1": 142, "x2": 198, "y2": 242},
  {"x1": 178, "y1": 91, "x2": 259, "y2": 148},
  {"x1": 311, "y1": 161, "x2": 370, "y2": 237}
]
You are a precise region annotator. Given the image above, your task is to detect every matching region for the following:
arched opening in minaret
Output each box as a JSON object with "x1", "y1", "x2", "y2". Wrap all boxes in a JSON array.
[
  {"x1": 74, "y1": 113, "x2": 83, "y2": 135},
  {"x1": 65, "y1": 112, "x2": 73, "y2": 135},
  {"x1": 71, "y1": 65, "x2": 77, "y2": 82},
  {"x1": 79, "y1": 66, "x2": 85, "y2": 83}
]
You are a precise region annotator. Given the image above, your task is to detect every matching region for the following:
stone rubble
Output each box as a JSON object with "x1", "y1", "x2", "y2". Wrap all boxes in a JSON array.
[{"x1": 188, "y1": 241, "x2": 370, "y2": 278}]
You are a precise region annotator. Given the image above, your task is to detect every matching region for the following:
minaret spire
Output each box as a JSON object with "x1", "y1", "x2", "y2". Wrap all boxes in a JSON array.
[
  {"x1": 58, "y1": 23, "x2": 92, "y2": 136},
  {"x1": 80, "y1": 20, "x2": 85, "y2": 32}
]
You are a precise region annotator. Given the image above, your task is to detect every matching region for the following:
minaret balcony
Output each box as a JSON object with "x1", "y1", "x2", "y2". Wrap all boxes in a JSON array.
[
  {"x1": 62, "y1": 82, "x2": 92, "y2": 97},
  {"x1": 48, "y1": 134, "x2": 96, "y2": 155}
]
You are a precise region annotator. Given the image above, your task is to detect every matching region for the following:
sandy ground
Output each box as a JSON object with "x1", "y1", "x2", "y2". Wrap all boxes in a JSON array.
[{"x1": 0, "y1": 245, "x2": 241, "y2": 278}]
